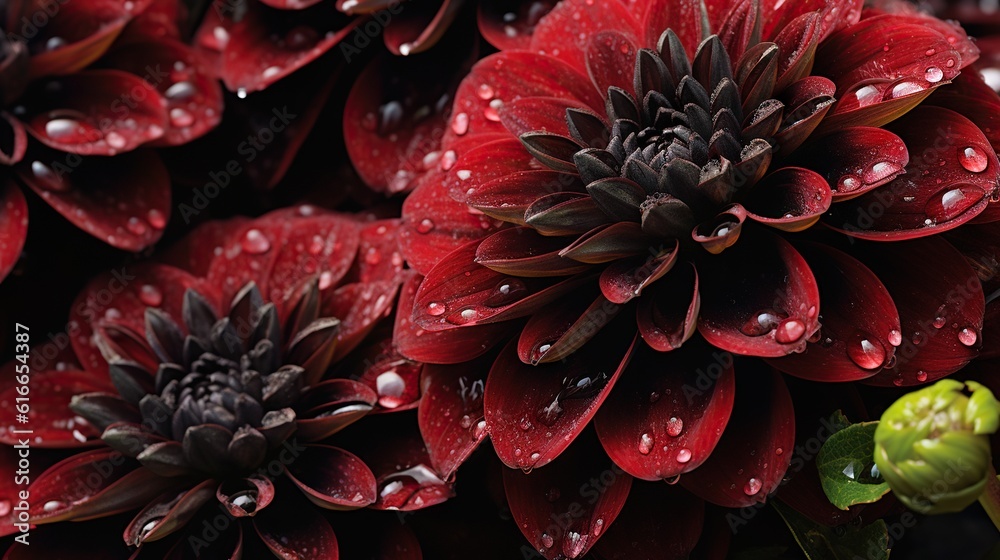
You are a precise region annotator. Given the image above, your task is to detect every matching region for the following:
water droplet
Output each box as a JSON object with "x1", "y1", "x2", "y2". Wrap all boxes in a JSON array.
[
  {"x1": 376, "y1": 371, "x2": 406, "y2": 408},
  {"x1": 427, "y1": 302, "x2": 446, "y2": 316},
  {"x1": 916, "y1": 371, "x2": 928, "y2": 382},
  {"x1": 126, "y1": 217, "x2": 147, "y2": 236},
  {"x1": 775, "y1": 447, "x2": 784, "y2": 456},
  {"x1": 446, "y1": 306, "x2": 480, "y2": 325},
  {"x1": 0, "y1": 500, "x2": 9, "y2": 516},
  {"x1": 847, "y1": 332, "x2": 886, "y2": 370},
  {"x1": 676, "y1": 448, "x2": 692, "y2": 463},
  {"x1": 649, "y1": 391, "x2": 661, "y2": 403},
  {"x1": 485, "y1": 99, "x2": 503, "y2": 122},
  {"x1": 775, "y1": 319, "x2": 806, "y2": 344},
  {"x1": 564, "y1": 531, "x2": 587, "y2": 558},
  {"x1": 887, "y1": 329, "x2": 902, "y2": 346},
  {"x1": 139, "y1": 285, "x2": 162, "y2": 307},
  {"x1": 241, "y1": 228, "x2": 271, "y2": 254},
  {"x1": 451, "y1": 112, "x2": 469, "y2": 135},
  {"x1": 959, "y1": 146, "x2": 989, "y2": 173},
  {"x1": 45, "y1": 36, "x2": 66, "y2": 51},
  {"x1": 165, "y1": 80, "x2": 196, "y2": 100},
  {"x1": 42, "y1": 500, "x2": 64, "y2": 512},
  {"x1": 473, "y1": 420, "x2": 487, "y2": 439},
  {"x1": 925, "y1": 184, "x2": 986, "y2": 222},
  {"x1": 744, "y1": 477, "x2": 762, "y2": 496},
  {"x1": 540, "y1": 533, "x2": 554, "y2": 548},
  {"x1": 592, "y1": 518, "x2": 604, "y2": 536},
  {"x1": 889, "y1": 81, "x2": 924, "y2": 98},
  {"x1": 477, "y1": 84, "x2": 495, "y2": 99},
  {"x1": 741, "y1": 309, "x2": 785, "y2": 336},
  {"x1": 483, "y1": 278, "x2": 528, "y2": 307},
  {"x1": 924, "y1": 66, "x2": 944, "y2": 83},
  {"x1": 665, "y1": 416, "x2": 683, "y2": 437},
  {"x1": 31, "y1": 161, "x2": 68, "y2": 191},
  {"x1": 837, "y1": 174, "x2": 861, "y2": 192},
  {"x1": 638, "y1": 432, "x2": 654, "y2": 455},
  {"x1": 932, "y1": 316, "x2": 947, "y2": 329},
  {"x1": 530, "y1": 451, "x2": 541, "y2": 462},
  {"x1": 459, "y1": 415, "x2": 473, "y2": 429},
  {"x1": 169, "y1": 107, "x2": 194, "y2": 128},
  {"x1": 147, "y1": 209, "x2": 166, "y2": 229},
  {"x1": 862, "y1": 162, "x2": 901, "y2": 184},
  {"x1": 959, "y1": 327, "x2": 978, "y2": 346}
]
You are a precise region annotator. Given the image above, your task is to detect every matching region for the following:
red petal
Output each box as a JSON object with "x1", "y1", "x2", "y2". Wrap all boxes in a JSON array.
[
  {"x1": 22, "y1": 70, "x2": 167, "y2": 155},
  {"x1": 344, "y1": 41, "x2": 473, "y2": 193},
  {"x1": 742, "y1": 167, "x2": 832, "y2": 231},
  {"x1": 484, "y1": 324, "x2": 637, "y2": 470},
  {"x1": 680, "y1": 364, "x2": 795, "y2": 507},
  {"x1": 465, "y1": 169, "x2": 586, "y2": 223},
  {"x1": 0, "y1": 112, "x2": 28, "y2": 165},
  {"x1": 381, "y1": 0, "x2": 462, "y2": 55},
  {"x1": 444, "y1": 137, "x2": 535, "y2": 203},
  {"x1": 18, "y1": 0, "x2": 140, "y2": 77},
  {"x1": 69, "y1": 263, "x2": 216, "y2": 376},
  {"x1": 825, "y1": 107, "x2": 998, "y2": 240},
  {"x1": 17, "y1": 148, "x2": 170, "y2": 251},
  {"x1": 766, "y1": 243, "x2": 900, "y2": 381},
  {"x1": 394, "y1": 273, "x2": 513, "y2": 363},
  {"x1": 793, "y1": 126, "x2": 908, "y2": 200},
  {"x1": 761, "y1": 0, "x2": 862, "y2": 42},
  {"x1": 586, "y1": 31, "x2": 639, "y2": 98},
  {"x1": 254, "y1": 485, "x2": 339, "y2": 559},
  {"x1": 0, "y1": 370, "x2": 108, "y2": 447},
  {"x1": 477, "y1": 0, "x2": 558, "y2": 51},
  {"x1": 295, "y1": 379, "x2": 377, "y2": 441},
  {"x1": 412, "y1": 240, "x2": 590, "y2": 332},
  {"x1": 211, "y1": 0, "x2": 357, "y2": 93},
  {"x1": 159, "y1": 217, "x2": 250, "y2": 278},
  {"x1": 697, "y1": 229, "x2": 821, "y2": 357},
  {"x1": 100, "y1": 39, "x2": 223, "y2": 146},
  {"x1": 124, "y1": 480, "x2": 216, "y2": 545},
  {"x1": 217, "y1": 477, "x2": 275, "y2": 518},
  {"x1": 322, "y1": 281, "x2": 399, "y2": 362},
  {"x1": 517, "y1": 286, "x2": 618, "y2": 364},
  {"x1": 594, "y1": 341, "x2": 735, "y2": 481},
  {"x1": 499, "y1": 96, "x2": 597, "y2": 139},
  {"x1": 0, "y1": 182, "x2": 27, "y2": 283},
  {"x1": 503, "y1": 435, "x2": 632, "y2": 560},
  {"x1": 637, "y1": 263, "x2": 700, "y2": 351},
  {"x1": 643, "y1": 0, "x2": 706, "y2": 57},
  {"x1": 857, "y1": 237, "x2": 984, "y2": 386},
  {"x1": 285, "y1": 445, "x2": 377, "y2": 509},
  {"x1": 476, "y1": 227, "x2": 590, "y2": 277},
  {"x1": 598, "y1": 242, "x2": 679, "y2": 304},
  {"x1": 529, "y1": 0, "x2": 640, "y2": 75},
  {"x1": 591, "y1": 483, "x2": 705, "y2": 560},
  {"x1": 418, "y1": 357, "x2": 492, "y2": 479}
]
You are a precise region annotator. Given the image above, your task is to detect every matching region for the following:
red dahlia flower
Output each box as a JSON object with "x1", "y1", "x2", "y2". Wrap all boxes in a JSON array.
[
  {"x1": 0, "y1": 209, "x2": 455, "y2": 557},
  {"x1": 391, "y1": 0, "x2": 1000, "y2": 556},
  {"x1": 0, "y1": 0, "x2": 223, "y2": 283}
]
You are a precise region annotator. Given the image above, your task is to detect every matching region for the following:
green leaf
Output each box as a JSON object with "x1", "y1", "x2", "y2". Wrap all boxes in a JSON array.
[
  {"x1": 772, "y1": 500, "x2": 889, "y2": 560},
  {"x1": 817, "y1": 421, "x2": 890, "y2": 510}
]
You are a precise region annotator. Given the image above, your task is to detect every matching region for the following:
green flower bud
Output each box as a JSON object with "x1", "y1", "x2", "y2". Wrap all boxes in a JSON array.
[{"x1": 874, "y1": 379, "x2": 1000, "y2": 514}]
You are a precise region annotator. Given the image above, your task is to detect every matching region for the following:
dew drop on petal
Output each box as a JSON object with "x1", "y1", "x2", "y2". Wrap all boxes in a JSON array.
[
  {"x1": 139, "y1": 285, "x2": 163, "y2": 307},
  {"x1": 241, "y1": 229, "x2": 271, "y2": 254},
  {"x1": 416, "y1": 218, "x2": 435, "y2": 234},
  {"x1": 638, "y1": 432, "x2": 654, "y2": 455},
  {"x1": 665, "y1": 416, "x2": 683, "y2": 437},
  {"x1": 147, "y1": 209, "x2": 166, "y2": 229},
  {"x1": 925, "y1": 184, "x2": 986, "y2": 222},
  {"x1": 887, "y1": 329, "x2": 902, "y2": 346},
  {"x1": 676, "y1": 448, "x2": 692, "y2": 463},
  {"x1": 451, "y1": 112, "x2": 469, "y2": 135},
  {"x1": 958, "y1": 327, "x2": 978, "y2": 346},
  {"x1": 744, "y1": 477, "x2": 762, "y2": 496},
  {"x1": 847, "y1": 333, "x2": 886, "y2": 370},
  {"x1": 924, "y1": 66, "x2": 944, "y2": 83},
  {"x1": 959, "y1": 146, "x2": 989, "y2": 173},
  {"x1": 427, "y1": 302, "x2": 446, "y2": 316},
  {"x1": 916, "y1": 371, "x2": 928, "y2": 382},
  {"x1": 774, "y1": 319, "x2": 806, "y2": 344}
]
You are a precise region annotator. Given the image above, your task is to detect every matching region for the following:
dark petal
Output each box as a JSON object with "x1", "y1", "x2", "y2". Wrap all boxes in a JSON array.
[
  {"x1": 518, "y1": 286, "x2": 620, "y2": 364},
  {"x1": 680, "y1": 363, "x2": 795, "y2": 507},
  {"x1": 394, "y1": 273, "x2": 513, "y2": 363},
  {"x1": 145, "y1": 308, "x2": 185, "y2": 364},
  {"x1": 417, "y1": 357, "x2": 492, "y2": 479},
  {"x1": 793, "y1": 126, "x2": 908, "y2": 200},
  {"x1": 772, "y1": 12, "x2": 821, "y2": 91},
  {"x1": 17, "y1": 147, "x2": 170, "y2": 251},
  {"x1": 0, "y1": 182, "x2": 27, "y2": 283},
  {"x1": 253, "y1": 483, "x2": 339, "y2": 559},
  {"x1": 412, "y1": 240, "x2": 591, "y2": 331},
  {"x1": 124, "y1": 480, "x2": 216, "y2": 545},
  {"x1": 598, "y1": 241, "x2": 679, "y2": 304},
  {"x1": 697, "y1": 228, "x2": 820, "y2": 357},
  {"x1": 136, "y1": 441, "x2": 194, "y2": 477},
  {"x1": 0, "y1": 371, "x2": 105, "y2": 447},
  {"x1": 591, "y1": 483, "x2": 705, "y2": 560},
  {"x1": 217, "y1": 476, "x2": 275, "y2": 517},
  {"x1": 69, "y1": 393, "x2": 141, "y2": 431},
  {"x1": 586, "y1": 177, "x2": 646, "y2": 222},
  {"x1": 559, "y1": 222, "x2": 653, "y2": 263},
  {"x1": 856, "y1": 237, "x2": 984, "y2": 387},
  {"x1": 228, "y1": 426, "x2": 268, "y2": 471},
  {"x1": 466, "y1": 169, "x2": 585, "y2": 223},
  {"x1": 476, "y1": 227, "x2": 590, "y2": 277},
  {"x1": 182, "y1": 424, "x2": 234, "y2": 473},
  {"x1": 182, "y1": 289, "x2": 219, "y2": 340},
  {"x1": 766, "y1": 243, "x2": 900, "y2": 381},
  {"x1": 525, "y1": 193, "x2": 611, "y2": 236},
  {"x1": 259, "y1": 408, "x2": 297, "y2": 449},
  {"x1": 736, "y1": 42, "x2": 779, "y2": 115},
  {"x1": 296, "y1": 379, "x2": 375, "y2": 441},
  {"x1": 717, "y1": 0, "x2": 761, "y2": 64},
  {"x1": 773, "y1": 77, "x2": 835, "y2": 153},
  {"x1": 692, "y1": 205, "x2": 746, "y2": 255},
  {"x1": 107, "y1": 361, "x2": 154, "y2": 406},
  {"x1": 138, "y1": 395, "x2": 174, "y2": 438},
  {"x1": 101, "y1": 422, "x2": 168, "y2": 458},
  {"x1": 742, "y1": 167, "x2": 832, "y2": 231},
  {"x1": 640, "y1": 194, "x2": 696, "y2": 239},
  {"x1": 286, "y1": 318, "x2": 341, "y2": 386},
  {"x1": 824, "y1": 107, "x2": 997, "y2": 240},
  {"x1": 637, "y1": 263, "x2": 701, "y2": 352},
  {"x1": 484, "y1": 322, "x2": 637, "y2": 470},
  {"x1": 31, "y1": 450, "x2": 177, "y2": 523},
  {"x1": 262, "y1": 365, "x2": 304, "y2": 409},
  {"x1": 594, "y1": 341, "x2": 735, "y2": 481},
  {"x1": 519, "y1": 131, "x2": 583, "y2": 173},
  {"x1": 503, "y1": 434, "x2": 632, "y2": 560},
  {"x1": 0, "y1": 112, "x2": 27, "y2": 166},
  {"x1": 285, "y1": 444, "x2": 377, "y2": 510},
  {"x1": 380, "y1": 0, "x2": 463, "y2": 55}
]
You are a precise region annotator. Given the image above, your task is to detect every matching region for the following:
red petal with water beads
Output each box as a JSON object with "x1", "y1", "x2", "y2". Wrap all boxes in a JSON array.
[
  {"x1": 499, "y1": 96, "x2": 598, "y2": 139},
  {"x1": 528, "y1": 0, "x2": 639, "y2": 75},
  {"x1": 295, "y1": 379, "x2": 377, "y2": 441},
  {"x1": 598, "y1": 241, "x2": 679, "y2": 304},
  {"x1": 466, "y1": 169, "x2": 586, "y2": 223},
  {"x1": 591, "y1": 483, "x2": 705, "y2": 560},
  {"x1": 445, "y1": 137, "x2": 537, "y2": 203},
  {"x1": 772, "y1": 12, "x2": 821, "y2": 91},
  {"x1": 217, "y1": 477, "x2": 275, "y2": 518},
  {"x1": 825, "y1": 107, "x2": 997, "y2": 240},
  {"x1": 760, "y1": 0, "x2": 862, "y2": 42},
  {"x1": 697, "y1": 229, "x2": 820, "y2": 357},
  {"x1": 0, "y1": 182, "x2": 27, "y2": 283},
  {"x1": 0, "y1": 370, "x2": 107, "y2": 447},
  {"x1": 503, "y1": 434, "x2": 632, "y2": 560},
  {"x1": 766, "y1": 243, "x2": 900, "y2": 382},
  {"x1": 284, "y1": 445, "x2": 377, "y2": 510},
  {"x1": 30, "y1": 450, "x2": 176, "y2": 523},
  {"x1": 793, "y1": 126, "x2": 908, "y2": 200},
  {"x1": 253, "y1": 485, "x2": 339, "y2": 559},
  {"x1": 478, "y1": 0, "x2": 557, "y2": 51},
  {"x1": 742, "y1": 167, "x2": 832, "y2": 232},
  {"x1": 856, "y1": 237, "x2": 984, "y2": 387},
  {"x1": 517, "y1": 286, "x2": 618, "y2": 365},
  {"x1": 485, "y1": 324, "x2": 636, "y2": 470},
  {"x1": 22, "y1": 71, "x2": 167, "y2": 155},
  {"x1": 159, "y1": 217, "x2": 250, "y2": 278},
  {"x1": 412, "y1": 240, "x2": 590, "y2": 332},
  {"x1": 586, "y1": 31, "x2": 639, "y2": 98},
  {"x1": 344, "y1": 38, "x2": 473, "y2": 194},
  {"x1": 476, "y1": 227, "x2": 590, "y2": 277},
  {"x1": 69, "y1": 263, "x2": 214, "y2": 376},
  {"x1": 124, "y1": 480, "x2": 216, "y2": 546},
  {"x1": 322, "y1": 282, "x2": 399, "y2": 361},
  {"x1": 17, "y1": 0, "x2": 144, "y2": 78},
  {"x1": 394, "y1": 273, "x2": 512, "y2": 364},
  {"x1": 637, "y1": 262, "x2": 700, "y2": 352},
  {"x1": 209, "y1": 0, "x2": 357, "y2": 93},
  {"x1": 100, "y1": 39, "x2": 223, "y2": 147},
  {"x1": 381, "y1": 0, "x2": 462, "y2": 56},
  {"x1": 418, "y1": 356, "x2": 492, "y2": 479},
  {"x1": 680, "y1": 363, "x2": 794, "y2": 507},
  {"x1": 642, "y1": 0, "x2": 706, "y2": 58},
  {"x1": 594, "y1": 341, "x2": 735, "y2": 481},
  {"x1": 16, "y1": 147, "x2": 170, "y2": 251}
]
